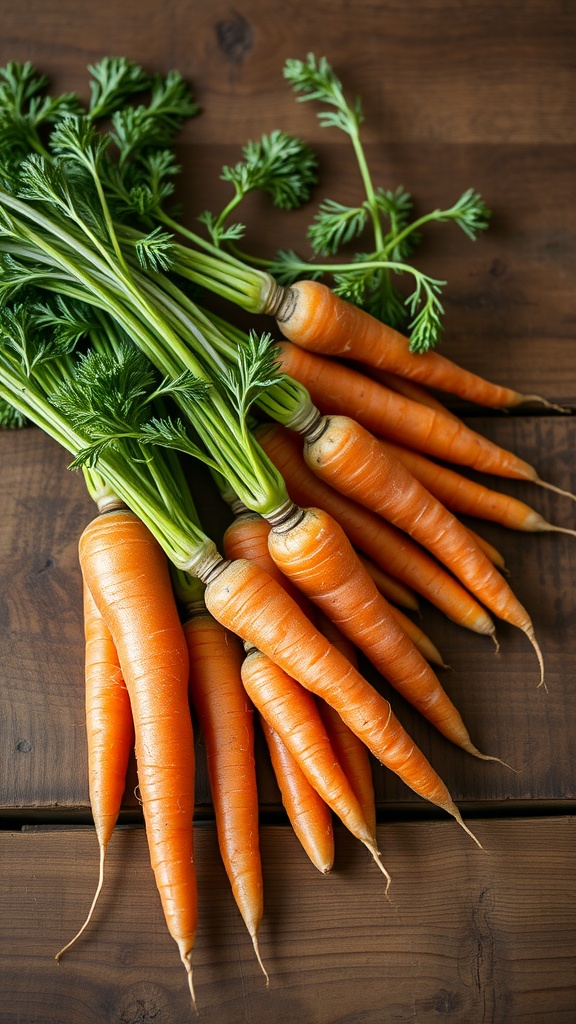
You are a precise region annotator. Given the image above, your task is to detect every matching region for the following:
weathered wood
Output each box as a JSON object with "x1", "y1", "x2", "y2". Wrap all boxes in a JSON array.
[{"x1": 0, "y1": 818, "x2": 574, "y2": 1023}]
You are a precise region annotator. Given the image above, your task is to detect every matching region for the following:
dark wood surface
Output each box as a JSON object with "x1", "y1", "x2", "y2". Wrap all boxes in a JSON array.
[{"x1": 1, "y1": 1, "x2": 575, "y2": 1020}]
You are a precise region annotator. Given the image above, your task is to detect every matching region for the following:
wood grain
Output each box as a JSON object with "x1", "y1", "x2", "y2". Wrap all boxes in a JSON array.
[{"x1": 0, "y1": 818, "x2": 574, "y2": 1023}]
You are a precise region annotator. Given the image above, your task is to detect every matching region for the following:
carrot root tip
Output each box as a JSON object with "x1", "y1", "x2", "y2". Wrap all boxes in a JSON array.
[
  {"x1": 445, "y1": 803, "x2": 483, "y2": 850},
  {"x1": 250, "y1": 931, "x2": 269, "y2": 986},
  {"x1": 177, "y1": 943, "x2": 197, "y2": 1016},
  {"x1": 54, "y1": 843, "x2": 106, "y2": 962},
  {"x1": 365, "y1": 841, "x2": 392, "y2": 896},
  {"x1": 535, "y1": 477, "x2": 576, "y2": 503}
]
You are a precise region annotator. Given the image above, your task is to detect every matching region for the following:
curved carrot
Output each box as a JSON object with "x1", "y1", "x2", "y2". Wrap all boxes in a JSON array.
[
  {"x1": 261, "y1": 716, "x2": 335, "y2": 874},
  {"x1": 374, "y1": 436, "x2": 576, "y2": 538},
  {"x1": 56, "y1": 581, "x2": 134, "y2": 961},
  {"x1": 202, "y1": 554, "x2": 479, "y2": 846},
  {"x1": 79, "y1": 509, "x2": 197, "y2": 1007},
  {"x1": 255, "y1": 421, "x2": 495, "y2": 637},
  {"x1": 267, "y1": 505, "x2": 496, "y2": 757},
  {"x1": 241, "y1": 646, "x2": 390, "y2": 885},
  {"x1": 303, "y1": 415, "x2": 544, "y2": 683},
  {"x1": 183, "y1": 608, "x2": 267, "y2": 980},
  {"x1": 275, "y1": 340, "x2": 565, "y2": 490},
  {"x1": 275, "y1": 279, "x2": 559, "y2": 411}
]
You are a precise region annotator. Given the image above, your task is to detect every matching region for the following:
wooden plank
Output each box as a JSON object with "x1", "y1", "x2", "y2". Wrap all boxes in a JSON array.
[
  {"x1": 0, "y1": 818, "x2": 574, "y2": 1023},
  {"x1": 2, "y1": 418, "x2": 576, "y2": 816}
]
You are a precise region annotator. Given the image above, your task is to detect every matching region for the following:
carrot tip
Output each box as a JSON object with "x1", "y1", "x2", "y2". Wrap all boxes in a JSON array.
[
  {"x1": 54, "y1": 842, "x2": 106, "y2": 962},
  {"x1": 250, "y1": 931, "x2": 270, "y2": 986},
  {"x1": 525, "y1": 624, "x2": 546, "y2": 689},
  {"x1": 466, "y1": 746, "x2": 518, "y2": 772},
  {"x1": 444, "y1": 803, "x2": 483, "y2": 850},
  {"x1": 177, "y1": 942, "x2": 197, "y2": 1016},
  {"x1": 535, "y1": 477, "x2": 576, "y2": 503},
  {"x1": 365, "y1": 840, "x2": 392, "y2": 896}
]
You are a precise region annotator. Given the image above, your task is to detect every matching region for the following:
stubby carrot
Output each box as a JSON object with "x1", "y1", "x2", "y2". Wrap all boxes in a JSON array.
[
  {"x1": 79, "y1": 508, "x2": 197, "y2": 1007},
  {"x1": 55, "y1": 581, "x2": 134, "y2": 961},
  {"x1": 183, "y1": 606, "x2": 267, "y2": 980}
]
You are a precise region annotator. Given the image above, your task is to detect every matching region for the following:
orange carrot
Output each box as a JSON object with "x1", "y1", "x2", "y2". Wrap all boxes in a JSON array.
[
  {"x1": 241, "y1": 645, "x2": 390, "y2": 885},
  {"x1": 267, "y1": 504, "x2": 497, "y2": 756},
  {"x1": 276, "y1": 340, "x2": 571, "y2": 495},
  {"x1": 255, "y1": 421, "x2": 495, "y2": 637},
  {"x1": 55, "y1": 581, "x2": 134, "y2": 961},
  {"x1": 356, "y1": 553, "x2": 420, "y2": 611},
  {"x1": 78, "y1": 508, "x2": 197, "y2": 1006},
  {"x1": 224, "y1": 510, "x2": 378, "y2": 838},
  {"x1": 385, "y1": 602, "x2": 449, "y2": 669},
  {"x1": 183, "y1": 607, "x2": 267, "y2": 980},
  {"x1": 302, "y1": 415, "x2": 544, "y2": 682},
  {"x1": 202, "y1": 555, "x2": 479, "y2": 843},
  {"x1": 275, "y1": 279, "x2": 561, "y2": 411},
  {"x1": 373, "y1": 436, "x2": 576, "y2": 538},
  {"x1": 314, "y1": 613, "x2": 377, "y2": 840},
  {"x1": 261, "y1": 716, "x2": 335, "y2": 874},
  {"x1": 356, "y1": 364, "x2": 462, "y2": 419}
]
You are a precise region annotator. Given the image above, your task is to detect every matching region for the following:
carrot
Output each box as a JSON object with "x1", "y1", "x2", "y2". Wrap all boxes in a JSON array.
[
  {"x1": 200, "y1": 554, "x2": 482, "y2": 844},
  {"x1": 314, "y1": 612, "x2": 377, "y2": 840},
  {"x1": 355, "y1": 553, "x2": 420, "y2": 612},
  {"x1": 383, "y1": 601, "x2": 449, "y2": 670},
  {"x1": 302, "y1": 415, "x2": 545, "y2": 683},
  {"x1": 356, "y1": 364, "x2": 462, "y2": 419},
  {"x1": 55, "y1": 581, "x2": 134, "y2": 961},
  {"x1": 275, "y1": 340, "x2": 574, "y2": 500},
  {"x1": 223, "y1": 509, "x2": 378, "y2": 838},
  {"x1": 275, "y1": 279, "x2": 563, "y2": 412},
  {"x1": 373, "y1": 436, "x2": 576, "y2": 538},
  {"x1": 241, "y1": 645, "x2": 390, "y2": 885},
  {"x1": 266, "y1": 504, "x2": 499, "y2": 757},
  {"x1": 78, "y1": 508, "x2": 197, "y2": 1007},
  {"x1": 183, "y1": 607, "x2": 267, "y2": 981},
  {"x1": 260, "y1": 716, "x2": 335, "y2": 874},
  {"x1": 202, "y1": 555, "x2": 480, "y2": 845},
  {"x1": 255, "y1": 421, "x2": 495, "y2": 637}
]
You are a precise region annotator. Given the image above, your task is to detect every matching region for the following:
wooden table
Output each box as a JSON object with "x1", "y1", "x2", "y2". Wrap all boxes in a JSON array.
[{"x1": 1, "y1": 2, "x2": 575, "y2": 1021}]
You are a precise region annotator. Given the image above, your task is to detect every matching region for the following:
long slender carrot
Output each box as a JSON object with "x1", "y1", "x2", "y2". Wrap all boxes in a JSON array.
[
  {"x1": 55, "y1": 581, "x2": 134, "y2": 961},
  {"x1": 274, "y1": 279, "x2": 562, "y2": 411},
  {"x1": 260, "y1": 716, "x2": 335, "y2": 874},
  {"x1": 183, "y1": 607, "x2": 267, "y2": 981},
  {"x1": 314, "y1": 612, "x2": 377, "y2": 840},
  {"x1": 201, "y1": 553, "x2": 480, "y2": 846},
  {"x1": 255, "y1": 421, "x2": 496, "y2": 637},
  {"x1": 78, "y1": 508, "x2": 197, "y2": 1007},
  {"x1": 276, "y1": 340, "x2": 573, "y2": 499},
  {"x1": 374, "y1": 436, "x2": 576, "y2": 537},
  {"x1": 267, "y1": 504, "x2": 498, "y2": 757},
  {"x1": 241, "y1": 645, "x2": 390, "y2": 886},
  {"x1": 356, "y1": 364, "x2": 462, "y2": 419},
  {"x1": 302, "y1": 415, "x2": 545, "y2": 683}
]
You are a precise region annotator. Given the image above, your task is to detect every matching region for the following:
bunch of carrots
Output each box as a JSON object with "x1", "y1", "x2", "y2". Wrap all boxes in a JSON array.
[{"x1": 0, "y1": 55, "x2": 574, "y2": 1012}]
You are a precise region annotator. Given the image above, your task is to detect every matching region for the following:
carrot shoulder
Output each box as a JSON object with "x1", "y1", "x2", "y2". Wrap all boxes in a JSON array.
[{"x1": 79, "y1": 508, "x2": 197, "y2": 1005}]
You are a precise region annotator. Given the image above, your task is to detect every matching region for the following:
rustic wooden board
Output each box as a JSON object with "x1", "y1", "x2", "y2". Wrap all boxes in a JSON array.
[
  {"x1": 0, "y1": 818, "x2": 574, "y2": 1023},
  {"x1": 2, "y1": 417, "x2": 576, "y2": 816}
]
